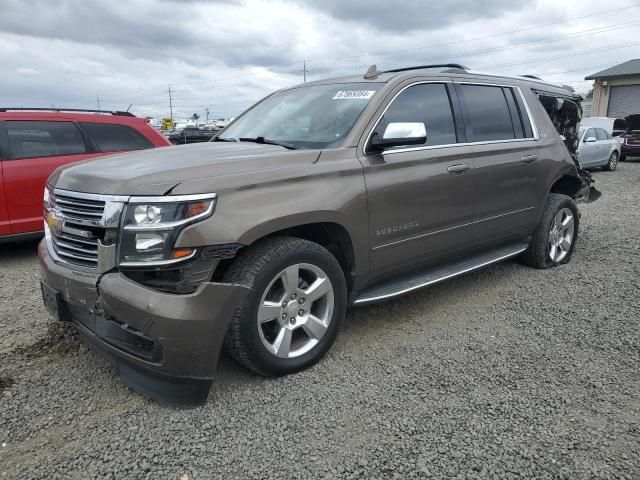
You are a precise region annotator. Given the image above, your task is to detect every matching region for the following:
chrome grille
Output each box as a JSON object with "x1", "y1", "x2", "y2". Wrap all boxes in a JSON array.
[
  {"x1": 52, "y1": 193, "x2": 105, "y2": 222},
  {"x1": 45, "y1": 189, "x2": 128, "y2": 270},
  {"x1": 51, "y1": 228, "x2": 100, "y2": 267}
]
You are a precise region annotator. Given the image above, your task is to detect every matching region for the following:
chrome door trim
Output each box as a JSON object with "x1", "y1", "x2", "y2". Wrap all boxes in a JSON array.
[{"x1": 362, "y1": 81, "x2": 540, "y2": 157}]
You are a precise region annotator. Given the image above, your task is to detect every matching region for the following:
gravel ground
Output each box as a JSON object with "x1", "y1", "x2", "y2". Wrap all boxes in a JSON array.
[{"x1": 1, "y1": 163, "x2": 639, "y2": 480}]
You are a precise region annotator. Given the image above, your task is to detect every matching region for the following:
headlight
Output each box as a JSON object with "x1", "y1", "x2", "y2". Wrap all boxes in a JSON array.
[{"x1": 118, "y1": 193, "x2": 216, "y2": 267}]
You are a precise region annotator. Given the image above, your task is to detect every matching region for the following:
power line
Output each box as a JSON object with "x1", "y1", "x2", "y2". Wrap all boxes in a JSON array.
[
  {"x1": 298, "y1": 2, "x2": 640, "y2": 64},
  {"x1": 476, "y1": 41, "x2": 640, "y2": 70},
  {"x1": 66, "y1": 5, "x2": 640, "y2": 116},
  {"x1": 306, "y1": 18, "x2": 640, "y2": 77},
  {"x1": 78, "y1": 2, "x2": 640, "y2": 101}
]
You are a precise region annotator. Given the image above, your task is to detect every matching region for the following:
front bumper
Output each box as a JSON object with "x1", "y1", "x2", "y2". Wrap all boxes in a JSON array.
[{"x1": 38, "y1": 240, "x2": 249, "y2": 405}]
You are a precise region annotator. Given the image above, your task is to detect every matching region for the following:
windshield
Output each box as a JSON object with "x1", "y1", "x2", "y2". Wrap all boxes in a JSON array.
[{"x1": 218, "y1": 83, "x2": 381, "y2": 149}]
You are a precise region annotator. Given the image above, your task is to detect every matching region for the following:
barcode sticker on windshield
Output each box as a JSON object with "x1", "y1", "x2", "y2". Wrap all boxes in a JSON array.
[{"x1": 333, "y1": 90, "x2": 376, "y2": 100}]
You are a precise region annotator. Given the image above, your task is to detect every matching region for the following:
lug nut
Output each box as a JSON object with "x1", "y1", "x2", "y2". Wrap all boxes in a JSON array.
[
  {"x1": 291, "y1": 293, "x2": 297, "y2": 300},
  {"x1": 289, "y1": 317, "x2": 296, "y2": 325},
  {"x1": 298, "y1": 309, "x2": 305, "y2": 316},
  {"x1": 282, "y1": 301, "x2": 287, "y2": 308},
  {"x1": 298, "y1": 298, "x2": 305, "y2": 304},
  {"x1": 282, "y1": 313, "x2": 287, "y2": 320}
]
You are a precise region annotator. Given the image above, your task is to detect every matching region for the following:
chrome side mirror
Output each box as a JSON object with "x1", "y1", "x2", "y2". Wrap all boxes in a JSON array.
[{"x1": 370, "y1": 122, "x2": 427, "y2": 151}]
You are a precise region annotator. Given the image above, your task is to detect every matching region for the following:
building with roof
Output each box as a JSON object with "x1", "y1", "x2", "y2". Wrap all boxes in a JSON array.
[{"x1": 585, "y1": 59, "x2": 640, "y2": 118}]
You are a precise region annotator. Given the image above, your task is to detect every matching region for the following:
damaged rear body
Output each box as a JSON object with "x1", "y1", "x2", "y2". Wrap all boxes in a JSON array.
[{"x1": 535, "y1": 88, "x2": 601, "y2": 203}]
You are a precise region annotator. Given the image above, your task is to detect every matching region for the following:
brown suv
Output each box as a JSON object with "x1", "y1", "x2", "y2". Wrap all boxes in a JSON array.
[{"x1": 39, "y1": 64, "x2": 597, "y2": 404}]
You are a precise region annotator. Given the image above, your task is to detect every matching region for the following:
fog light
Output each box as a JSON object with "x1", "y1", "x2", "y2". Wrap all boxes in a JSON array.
[{"x1": 135, "y1": 232, "x2": 166, "y2": 251}]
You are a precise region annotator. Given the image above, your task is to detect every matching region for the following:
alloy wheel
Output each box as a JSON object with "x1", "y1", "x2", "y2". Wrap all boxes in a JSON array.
[
  {"x1": 257, "y1": 263, "x2": 334, "y2": 358},
  {"x1": 608, "y1": 151, "x2": 618, "y2": 170},
  {"x1": 548, "y1": 208, "x2": 575, "y2": 262}
]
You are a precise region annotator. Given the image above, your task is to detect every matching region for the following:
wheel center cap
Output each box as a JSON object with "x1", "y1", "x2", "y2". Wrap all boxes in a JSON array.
[{"x1": 286, "y1": 301, "x2": 299, "y2": 317}]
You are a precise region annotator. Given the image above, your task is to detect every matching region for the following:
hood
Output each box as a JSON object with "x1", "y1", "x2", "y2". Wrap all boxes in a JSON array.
[
  {"x1": 50, "y1": 142, "x2": 320, "y2": 195},
  {"x1": 624, "y1": 114, "x2": 640, "y2": 132}
]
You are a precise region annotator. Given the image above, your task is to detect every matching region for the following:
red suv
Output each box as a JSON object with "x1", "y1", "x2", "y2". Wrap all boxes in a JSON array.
[{"x1": 0, "y1": 109, "x2": 171, "y2": 241}]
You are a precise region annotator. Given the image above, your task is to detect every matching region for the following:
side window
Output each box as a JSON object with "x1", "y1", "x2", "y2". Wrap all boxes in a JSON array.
[
  {"x1": 458, "y1": 85, "x2": 516, "y2": 142},
  {"x1": 80, "y1": 123, "x2": 154, "y2": 152},
  {"x1": 584, "y1": 128, "x2": 596, "y2": 141},
  {"x1": 6, "y1": 121, "x2": 87, "y2": 160},
  {"x1": 373, "y1": 83, "x2": 457, "y2": 149},
  {"x1": 595, "y1": 128, "x2": 608, "y2": 141}
]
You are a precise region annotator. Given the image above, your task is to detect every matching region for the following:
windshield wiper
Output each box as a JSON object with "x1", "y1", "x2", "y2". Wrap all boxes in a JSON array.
[
  {"x1": 238, "y1": 137, "x2": 297, "y2": 150},
  {"x1": 213, "y1": 137, "x2": 238, "y2": 142}
]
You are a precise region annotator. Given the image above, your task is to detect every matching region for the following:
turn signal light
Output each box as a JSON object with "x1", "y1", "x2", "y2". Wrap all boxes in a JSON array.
[
  {"x1": 185, "y1": 201, "x2": 211, "y2": 218},
  {"x1": 171, "y1": 248, "x2": 195, "y2": 259}
]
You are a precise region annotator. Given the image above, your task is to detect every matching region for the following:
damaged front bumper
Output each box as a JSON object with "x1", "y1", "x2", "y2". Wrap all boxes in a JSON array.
[{"x1": 38, "y1": 240, "x2": 249, "y2": 406}]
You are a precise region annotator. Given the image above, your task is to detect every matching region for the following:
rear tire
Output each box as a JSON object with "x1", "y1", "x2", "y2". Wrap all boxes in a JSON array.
[
  {"x1": 520, "y1": 194, "x2": 579, "y2": 269},
  {"x1": 619, "y1": 154, "x2": 627, "y2": 162},
  {"x1": 603, "y1": 151, "x2": 618, "y2": 171},
  {"x1": 222, "y1": 236, "x2": 347, "y2": 376}
]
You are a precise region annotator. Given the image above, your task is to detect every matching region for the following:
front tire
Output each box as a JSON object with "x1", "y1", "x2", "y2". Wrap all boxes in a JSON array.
[
  {"x1": 520, "y1": 194, "x2": 579, "y2": 269},
  {"x1": 223, "y1": 237, "x2": 347, "y2": 376},
  {"x1": 603, "y1": 151, "x2": 618, "y2": 171}
]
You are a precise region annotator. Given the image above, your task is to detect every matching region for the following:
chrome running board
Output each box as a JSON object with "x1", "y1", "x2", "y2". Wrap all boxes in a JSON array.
[{"x1": 354, "y1": 243, "x2": 529, "y2": 305}]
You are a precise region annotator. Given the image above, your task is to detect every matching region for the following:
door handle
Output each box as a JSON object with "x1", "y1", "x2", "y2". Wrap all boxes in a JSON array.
[
  {"x1": 521, "y1": 155, "x2": 538, "y2": 164},
  {"x1": 447, "y1": 164, "x2": 470, "y2": 174}
]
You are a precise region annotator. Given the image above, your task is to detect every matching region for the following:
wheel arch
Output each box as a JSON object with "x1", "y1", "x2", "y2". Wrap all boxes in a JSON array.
[
  {"x1": 548, "y1": 173, "x2": 582, "y2": 198},
  {"x1": 214, "y1": 216, "x2": 363, "y2": 295}
]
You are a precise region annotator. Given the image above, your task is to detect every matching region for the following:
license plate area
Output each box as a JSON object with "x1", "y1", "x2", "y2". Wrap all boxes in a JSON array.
[{"x1": 40, "y1": 282, "x2": 70, "y2": 322}]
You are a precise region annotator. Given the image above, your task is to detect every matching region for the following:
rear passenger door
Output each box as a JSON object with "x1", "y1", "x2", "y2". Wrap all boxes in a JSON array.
[
  {"x1": 454, "y1": 83, "x2": 541, "y2": 247},
  {"x1": 2, "y1": 120, "x2": 102, "y2": 234},
  {"x1": 359, "y1": 81, "x2": 476, "y2": 280},
  {"x1": 594, "y1": 128, "x2": 613, "y2": 165}
]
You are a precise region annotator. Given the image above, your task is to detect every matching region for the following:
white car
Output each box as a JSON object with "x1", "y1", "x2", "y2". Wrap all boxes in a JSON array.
[{"x1": 576, "y1": 126, "x2": 621, "y2": 171}]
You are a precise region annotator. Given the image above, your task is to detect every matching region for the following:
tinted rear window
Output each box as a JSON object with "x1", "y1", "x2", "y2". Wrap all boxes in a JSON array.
[
  {"x1": 458, "y1": 85, "x2": 516, "y2": 142},
  {"x1": 6, "y1": 121, "x2": 87, "y2": 160},
  {"x1": 81, "y1": 123, "x2": 154, "y2": 152}
]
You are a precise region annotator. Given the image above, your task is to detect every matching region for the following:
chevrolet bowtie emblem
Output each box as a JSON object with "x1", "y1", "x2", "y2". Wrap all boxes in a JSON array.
[{"x1": 45, "y1": 212, "x2": 62, "y2": 233}]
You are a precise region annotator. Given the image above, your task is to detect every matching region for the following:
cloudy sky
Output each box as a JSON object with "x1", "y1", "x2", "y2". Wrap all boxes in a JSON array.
[{"x1": 2, "y1": 0, "x2": 640, "y2": 121}]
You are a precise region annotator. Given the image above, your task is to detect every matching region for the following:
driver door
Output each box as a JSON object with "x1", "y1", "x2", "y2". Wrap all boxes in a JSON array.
[{"x1": 358, "y1": 82, "x2": 477, "y2": 280}]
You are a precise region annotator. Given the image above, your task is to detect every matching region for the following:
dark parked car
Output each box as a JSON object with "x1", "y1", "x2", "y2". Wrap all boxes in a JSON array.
[
  {"x1": 620, "y1": 114, "x2": 640, "y2": 161},
  {"x1": 39, "y1": 64, "x2": 597, "y2": 405},
  {"x1": 167, "y1": 127, "x2": 215, "y2": 144},
  {"x1": 0, "y1": 108, "x2": 171, "y2": 242}
]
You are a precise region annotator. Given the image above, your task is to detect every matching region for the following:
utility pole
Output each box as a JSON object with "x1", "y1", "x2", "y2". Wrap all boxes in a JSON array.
[
  {"x1": 303, "y1": 60, "x2": 307, "y2": 83},
  {"x1": 168, "y1": 84, "x2": 174, "y2": 123},
  {"x1": 205, "y1": 107, "x2": 210, "y2": 124},
  {"x1": 96, "y1": 95, "x2": 101, "y2": 112}
]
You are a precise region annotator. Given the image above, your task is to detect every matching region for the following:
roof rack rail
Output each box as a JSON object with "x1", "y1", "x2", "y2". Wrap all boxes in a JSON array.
[
  {"x1": 0, "y1": 107, "x2": 135, "y2": 117},
  {"x1": 382, "y1": 63, "x2": 469, "y2": 74},
  {"x1": 521, "y1": 74, "x2": 542, "y2": 80}
]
